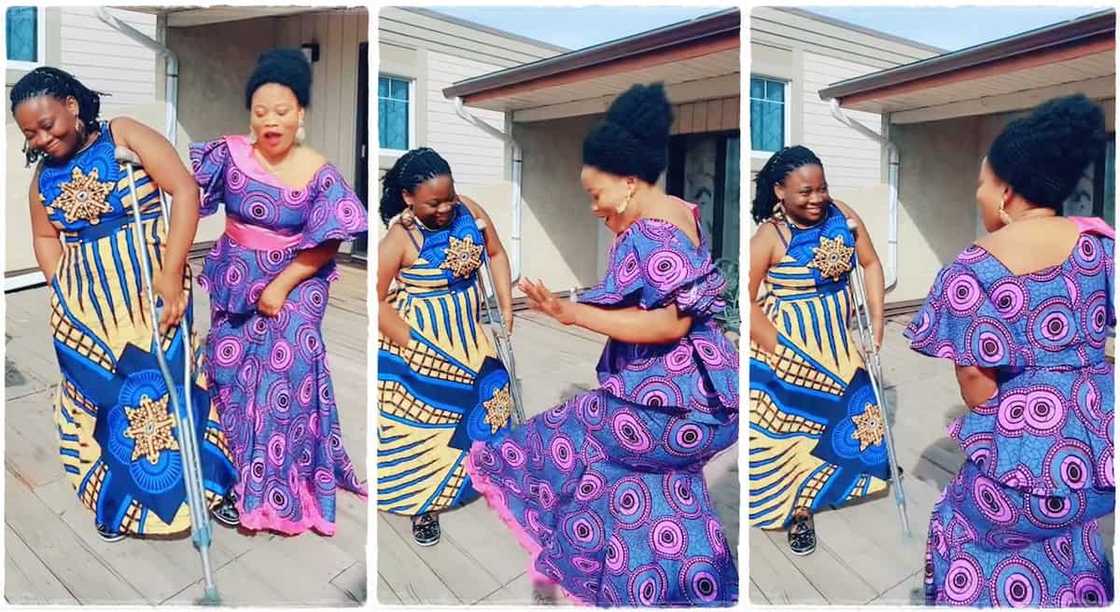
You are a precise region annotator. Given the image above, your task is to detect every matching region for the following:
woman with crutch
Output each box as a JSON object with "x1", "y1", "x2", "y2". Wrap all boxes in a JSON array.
[
  {"x1": 907, "y1": 94, "x2": 1114, "y2": 607},
  {"x1": 747, "y1": 145, "x2": 899, "y2": 556},
  {"x1": 190, "y1": 49, "x2": 369, "y2": 536},
  {"x1": 376, "y1": 146, "x2": 516, "y2": 546},
  {"x1": 10, "y1": 67, "x2": 239, "y2": 542}
]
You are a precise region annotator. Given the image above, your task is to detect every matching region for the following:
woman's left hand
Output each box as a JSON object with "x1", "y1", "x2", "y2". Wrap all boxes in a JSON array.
[
  {"x1": 258, "y1": 280, "x2": 290, "y2": 317},
  {"x1": 519, "y1": 278, "x2": 575, "y2": 325},
  {"x1": 873, "y1": 317, "x2": 885, "y2": 351}
]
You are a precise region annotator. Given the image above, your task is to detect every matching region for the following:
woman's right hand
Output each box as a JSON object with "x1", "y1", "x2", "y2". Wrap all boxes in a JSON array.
[{"x1": 382, "y1": 308, "x2": 413, "y2": 347}]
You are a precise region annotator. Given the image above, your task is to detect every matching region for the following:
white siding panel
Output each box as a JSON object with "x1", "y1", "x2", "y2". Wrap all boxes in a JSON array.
[
  {"x1": 425, "y1": 51, "x2": 507, "y2": 185},
  {"x1": 801, "y1": 51, "x2": 884, "y2": 190},
  {"x1": 58, "y1": 8, "x2": 158, "y2": 119}
]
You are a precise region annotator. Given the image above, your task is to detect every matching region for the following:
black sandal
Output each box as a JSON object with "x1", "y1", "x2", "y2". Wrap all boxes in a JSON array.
[
  {"x1": 96, "y1": 522, "x2": 125, "y2": 543},
  {"x1": 211, "y1": 491, "x2": 240, "y2": 528},
  {"x1": 412, "y1": 512, "x2": 440, "y2": 547},
  {"x1": 789, "y1": 508, "x2": 816, "y2": 556}
]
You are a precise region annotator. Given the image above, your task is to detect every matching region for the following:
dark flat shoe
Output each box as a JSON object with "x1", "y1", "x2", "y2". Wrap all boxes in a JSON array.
[
  {"x1": 789, "y1": 509, "x2": 816, "y2": 556},
  {"x1": 211, "y1": 492, "x2": 240, "y2": 528},
  {"x1": 412, "y1": 512, "x2": 440, "y2": 547},
  {"x1": 96, "y1": 523, "x2": 125, "y2": 543}
]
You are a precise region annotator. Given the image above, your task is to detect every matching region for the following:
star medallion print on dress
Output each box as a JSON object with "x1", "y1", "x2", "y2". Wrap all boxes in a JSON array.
[
  {"x1": 807, "y1": 234, "x2": 855, "y2": 281},
  {"x1": 850, "y1": 403, "x2": 885, "y2": 451},
  {"x1": 440, "y1": 235, "x2": 484, "y2": 278},
  {"x1": 52, "y1": 165, "x2": 114, "y2": 224},
  {"x1": 123, "y1": 395, "x2": 180, "y2": 464},
  {"x1": 483, "y1": 385, "x2": 513, "y2": 433}
]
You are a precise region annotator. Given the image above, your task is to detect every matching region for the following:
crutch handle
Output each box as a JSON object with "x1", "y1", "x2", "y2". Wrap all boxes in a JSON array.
[{"x1": 114, "y1": 146, "x2": 142, "y2": 165}]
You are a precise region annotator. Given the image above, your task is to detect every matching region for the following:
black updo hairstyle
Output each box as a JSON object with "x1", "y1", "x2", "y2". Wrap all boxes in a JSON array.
[
  {"x1": 245, "y1": 48, "x2": 312, "y2": 109},
  {"x1": 380, "y1": 147, "x2": 453, "y2": 226},
  {"x1": 582, "y1": 83, "x2": 673, "y2": 183},
  {"x1": 751, "y1": 145, "x2": 824, "y2": 224},
  {"x1": 987, "y1": 94, "x2": 1107, "y2": 211},
  {"x1": 9, "y1": 66, "x2": 106, "y2": 166}
]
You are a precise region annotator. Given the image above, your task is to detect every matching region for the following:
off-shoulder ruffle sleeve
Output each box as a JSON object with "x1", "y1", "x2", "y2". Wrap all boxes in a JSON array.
[
  {"x1": 578, "y1": 221, "x2": 727, "y2": 319},
  {"x1": 188, "y1": 138, "x2": 231, "y2": 216},
  {"x1": 904, "y1": 259, "x2": 1027, "y2": 367},
  {"x1": 297, "y1": 164, "x2": 369, "y2": 250}
]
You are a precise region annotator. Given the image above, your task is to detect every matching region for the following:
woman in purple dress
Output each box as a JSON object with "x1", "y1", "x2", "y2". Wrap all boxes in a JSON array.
[
  {"x1": 465, "y1": 84, "x2": 739, "y2": 606},
  {"x1": 907, "y1": 94, "x2": 1114, "y2": 606},
  {"x1": 190, "y1": 50, "x2": 368, "y2": 535}
]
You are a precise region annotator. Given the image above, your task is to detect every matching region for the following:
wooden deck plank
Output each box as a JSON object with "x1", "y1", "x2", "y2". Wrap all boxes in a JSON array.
[
  {"x1": 6, "y1": 262, "x2": 368, "y2": 605},
  {"x1": 375, "y1": 514, "x2": 461, "y2": 605},
  {"x1": 6, "y1": 477, "x2": 144, "y2": 604},
  {"x1": 381, "y1": 511, "x2": 503, "y2": 603}
]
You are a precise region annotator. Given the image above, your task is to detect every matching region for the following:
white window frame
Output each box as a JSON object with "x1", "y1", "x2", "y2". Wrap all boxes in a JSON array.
[
  {"x1": 377, "y1": 73, "x2": 415, "y2": 157},
  {"x1": 6, "y1": 6, "x2": 46, "y2": 71},
  {"x1": 749, "y1": 74, "x2": 790, "y2": 160}
]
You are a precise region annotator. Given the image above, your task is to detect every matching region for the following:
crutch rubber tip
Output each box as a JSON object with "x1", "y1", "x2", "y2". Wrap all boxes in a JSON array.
[{"x1": 197, "y1": 586, "x2": 221, "y2": 606}]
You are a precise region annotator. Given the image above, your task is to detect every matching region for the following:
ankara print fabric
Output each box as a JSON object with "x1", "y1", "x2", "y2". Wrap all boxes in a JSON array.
[
  {"x1": 466, "y1": 201, "x2": 740, "y2": 607},
  {"x1": 748, "y1": 203, "x2": 893, "y2": 530},
  {"x1": 376, "y1": 202, "x2": 514, "y2": 516},
  {"x1": 906, "y1": 222, "x2": 1116, "y2": 606},
  {"x1": 39, "y1": 121, "x2": 236, "y2": 535},
  {"x1": 190, "y1": 136, "x2": 368, "y2": 535}
]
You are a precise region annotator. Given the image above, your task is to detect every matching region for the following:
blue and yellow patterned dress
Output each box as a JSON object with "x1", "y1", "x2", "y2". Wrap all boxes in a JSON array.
[
  {"x1": 377, "y1": 202, "x2": 514, "y2": 515},
  {"x1": 38, "y1": 121, "x2": 236, "y2": 535},
  {"x1": 749, "y1": 203, "x2": 893, "y2": 529}
]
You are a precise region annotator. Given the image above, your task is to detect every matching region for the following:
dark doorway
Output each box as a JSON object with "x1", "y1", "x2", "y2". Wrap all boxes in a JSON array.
[{"x1": 353, "y1": 41, "x2": 369, "y2": 259}]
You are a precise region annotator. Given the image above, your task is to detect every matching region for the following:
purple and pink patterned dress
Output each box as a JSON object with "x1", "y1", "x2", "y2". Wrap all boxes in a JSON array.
[
  {"x1": 190, "y1": 135, "x2": 368, "y2": 536},
  {"x1": 906, "y1": 217, "x2": 1115, "y2": 607},
  {"x1": 466, "y1": 200, "x2": 739, "y2": 607}
]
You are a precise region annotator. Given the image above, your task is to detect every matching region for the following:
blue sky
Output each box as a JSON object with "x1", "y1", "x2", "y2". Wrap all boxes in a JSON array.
[
  {"x1": 796, "y1": 6, "x2": 1107, "y2": 51},
  {"x1": 428, "y1": 6, "x2": 729, "y2": 50}
]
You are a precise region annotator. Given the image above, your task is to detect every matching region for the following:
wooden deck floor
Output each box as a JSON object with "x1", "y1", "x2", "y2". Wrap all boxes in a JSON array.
[
  {"x1": 4, "y1": 262, "x2": 368, "y2": 606},
  {"x1": 375, "y1": 312, "x2": 741, "y2": 605},
  {"x1": 748, "y1": 318, "x2": 1116, "y2": 606}
]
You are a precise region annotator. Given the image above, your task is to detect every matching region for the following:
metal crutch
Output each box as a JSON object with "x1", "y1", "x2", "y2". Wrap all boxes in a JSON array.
[
  {"x1": 115, "y1": 146, "x2": 221, "y2": 604},
  {"x1": 846, "y1": 218, "x2": 912, "y2": 538},
  {"x1": 474, "y1": 218, "x2": 527, "y2": 424}
]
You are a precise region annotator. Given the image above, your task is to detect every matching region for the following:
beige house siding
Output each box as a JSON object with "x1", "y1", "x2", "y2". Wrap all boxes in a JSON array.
[
  {"x1": 424, "y1": 51, "x2": 507, "y2": 186},
  {"x1": 800, "y1": 52, "x2": 885, "y2": 192},
  {"x1": 747, "y1": 7, "x2": 941, "y2": 295},
  {"x1": 375, "y1": 8, "x2": 562, "y2": 238},
  {"x1": 6, "y1": 7, "x2": 160, "y2": 276}
]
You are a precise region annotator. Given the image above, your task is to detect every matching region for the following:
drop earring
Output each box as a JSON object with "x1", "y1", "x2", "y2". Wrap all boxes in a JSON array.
[
  {"x1": 998, "y1": 199, "x2": 1013, "y2": 226},
  {"x1": 296, "y1": 119, "x2": 306, "y2": 145},
  {"x1": 248, "y1": 127, "x2": 258, "y2": 145},
  {"x1": 616, "y1": 187, "x2": 634, "y2": 214}
]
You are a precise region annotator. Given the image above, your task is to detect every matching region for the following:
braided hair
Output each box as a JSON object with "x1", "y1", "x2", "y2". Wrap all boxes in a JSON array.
[
  {"x1": 987, "y1": 94, "x2": 1107, "y2": 211},
  {"x1": 582, "y1": 83, "x2": 673, "y2": 183},
  {"x1": 10, "y1": 66, "x2": 106, "y2": 166},
  {"x1": 751, "y1": 145, "x2": 824, "y2": 224},
  {"x1": 380, "y1": 147, "x2": 453, "y2": 226}
]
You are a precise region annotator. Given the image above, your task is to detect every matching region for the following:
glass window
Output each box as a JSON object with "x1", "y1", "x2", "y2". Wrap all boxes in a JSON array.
[
  {"x1": 6, "y1": 7, "x2": 39, "y2": 63},
  {"x1": 750, "y1": 76, "x2": 785, "y2": 153},
  {"x1": 378, "y1": 75, "x2": 410, "y2": 151}
]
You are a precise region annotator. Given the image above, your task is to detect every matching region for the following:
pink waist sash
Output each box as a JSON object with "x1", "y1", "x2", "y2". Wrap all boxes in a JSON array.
[{"x1": 224, "y1": 217, "x2": 303, "y2": 251}]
